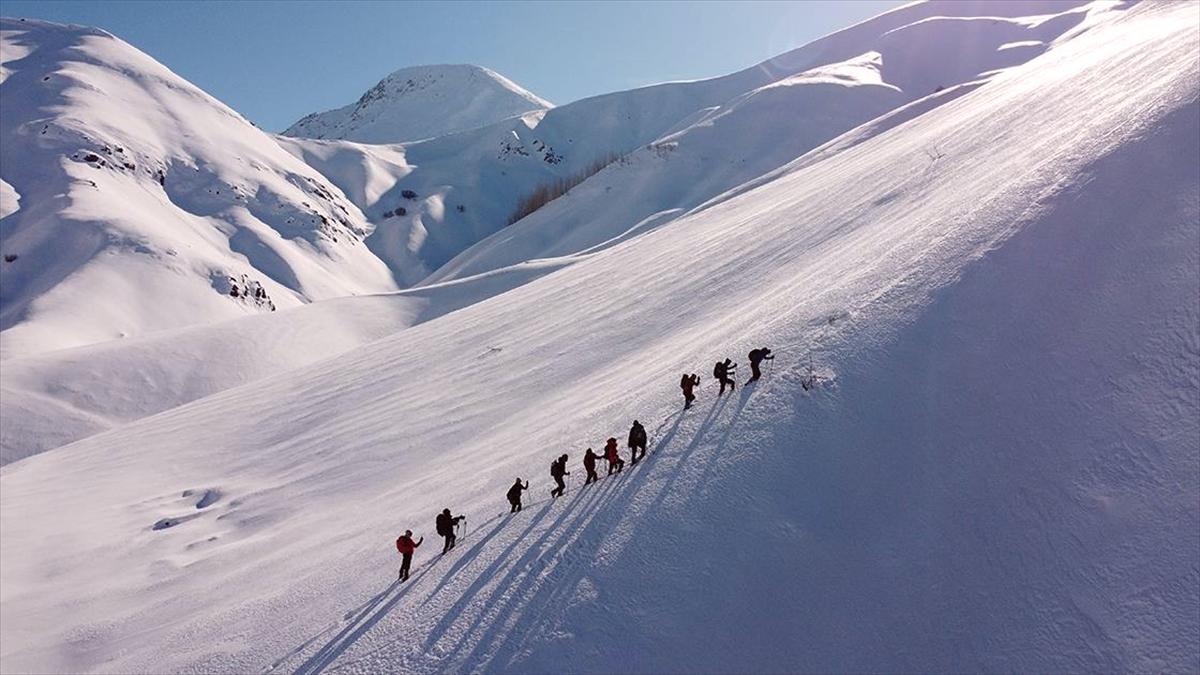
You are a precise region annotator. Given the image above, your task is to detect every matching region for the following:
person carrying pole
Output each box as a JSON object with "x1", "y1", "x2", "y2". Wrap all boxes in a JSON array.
[
  {"x1": 395, "y1": 529, "x2": 423, "y2": 581},
  {"x1": 714, "y1": 358, "x2": 737, "y2": 395},
  {"x1": 435, "y1": 508, "x2": 465, "y2": 554},
  {"x1": 583, "y1": 448, "x2": 601, "y2": 484},
  {"x1": 746, "y1": 347, "x2": 775, "y2": 383},
  {"x1": 506, "y1": 478, "x2": 530, "y2": 513}
]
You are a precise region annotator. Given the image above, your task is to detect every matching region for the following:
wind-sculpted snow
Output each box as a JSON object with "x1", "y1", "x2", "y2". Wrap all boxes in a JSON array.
[
  {"x1": 0, "y1": 1, "x2": 1196, "y2": 672},
  {"x1": 0, "y1": 18, "x2": 398, "y2": 359}
]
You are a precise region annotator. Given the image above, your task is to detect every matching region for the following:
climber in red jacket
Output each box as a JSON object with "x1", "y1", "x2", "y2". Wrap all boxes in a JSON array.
[{"x1": 395, "y1": 529, "x2": 423, "y2": 581}]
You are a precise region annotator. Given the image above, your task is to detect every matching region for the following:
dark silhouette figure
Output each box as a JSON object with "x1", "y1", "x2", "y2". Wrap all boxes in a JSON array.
[
  {"x1": 681, "y1": 373, "x2": 700, "y2": 408},
  {"x1": 506, "y1": 478, "x2": 530, "y2": 513},
  {"x1": 583, "y1": 448, "x2": 600, "y2": 484},
  {"x1": 628, "y1": 420, "x2": 647, "y2": 464},
  {"x1": 395, "y1": 529, "x2": 423, "y2": 581},
  {"x1": 435, "y1": 508, "x2": 465, "y2": 554},
  {"x1": 550, "y1": 454, "x2": 570, "y2": 497},
  {"x1": 714, "y1": 358, "x2": 738, "y2": 395},
  {"x1": 604, "y1": 437, "x2": 625, "y2": 474},
  {"x1": 746, "y1": 347, "x2": 775, "y2": 383}
]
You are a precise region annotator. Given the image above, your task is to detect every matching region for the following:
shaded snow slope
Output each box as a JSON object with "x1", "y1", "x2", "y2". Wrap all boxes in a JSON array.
[
  {"x1": 0, "y1": 19, "x2": 398, "y2": 359},
  {"x1": 1, "y1": 2, "x2": 1195, "y2": 673},
  {"x1": 282, "y1": 64, "x2": 551, "y2": 144}
]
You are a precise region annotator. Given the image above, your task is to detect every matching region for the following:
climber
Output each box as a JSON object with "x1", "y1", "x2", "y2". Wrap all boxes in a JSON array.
[
  {"x1": 435, "y1": 508, "x2": 465, "y2": 554},
  {"x1": 746, "y1": 347, "x2": 775, "y2": 383},
  {"x1": 714, "y1": 358, "x2": 737, "y2": 395},
  {"x1": 506, "y1": 478, "x2": 530, "y2": 513},
  {"x1": 395, "y1": 529, "x2": 423, "y2": 581},
  {"x1": 550, "y1": 454, "x2": 570, "y2": 497},
  {"x1": 681, "y1": 373, "x2": 700, "y2": 408},
  {"x1": 628, "y1": 420, "x2": 647, "y2": 464},
  {"x1": 583, "y1": 447, "x2": 600, "y2": 484},
  {"x1": 604, "y1": 437, "x2": 624, "y2": 474}
]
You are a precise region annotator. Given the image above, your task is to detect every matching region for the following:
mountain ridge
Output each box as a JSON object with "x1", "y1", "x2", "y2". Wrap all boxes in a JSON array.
[
  {"x1": 0, "y1": 2, "x2": 1197, "y2": 671},
  {"x1": 281, "y1": 63, "x2": 551, "y2": 144}
]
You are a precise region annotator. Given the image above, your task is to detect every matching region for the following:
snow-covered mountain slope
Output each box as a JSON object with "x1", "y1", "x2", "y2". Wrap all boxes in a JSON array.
[
  {"x1": 2, "y1": 1, "x2": 1196, "y2": 673},
  {"x1": 2, "y1": 0, "x2": 1105, "y2": 465},
  {"x1": 428, "y1": 1, "x2": 1097, "y2": 283},
  {"x1": 0, "y1": 294, "x2": 421, "y2": 465},
  {"x1": 0, "y1": 0, "x2": 1106, "y2": 360},
  {"x1": 0, "y1": 260, "x2": 558, "y2": 465},
  {"x1": 282, "y1": 64, "x2": 551, "y2": 144},
  {"x1": 0, "y1": 18, "x2": 398, "y2": 359},
  {"x1": 287, "y1": 0, "x2": 1101, "y2": 288}
]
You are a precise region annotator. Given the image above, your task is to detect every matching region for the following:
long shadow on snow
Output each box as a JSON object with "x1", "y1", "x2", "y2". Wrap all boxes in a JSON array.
[
  {"x1": 421, "y1": 403, "x2": 703, "y2": 631},
  {"x1": 286, "y1": 510, "x2": 512, "y2": 675},
  {"x1": 419, "y1": 509, "x2": 523, "y2": 603},
  {"x1": 291, "y1": 396, "x2": 734, "y2": 673},
  {"x1": 445, "y1": 474, "x2": 635, "y2": 666},
  {"x1": 692, "y1": 385, "x2": 756, "y2": 488},
  {"x1": 455, "y1": 397, "x2": 739, "y2": 671},
  {"x1": 291, "y1": 563, "x2": 436, "y2": 675},
  {"x1": 630, "y1": 393, "x2": 732, "y2": 520},
  {"x1": 476, "y1": 392, "x2": 753, "y2": 672},
  {"x1": 421, "y1": 477, "x2": 622, "y2": 654},
  {"x1": 322, "y1": 479, "x2": 629, "y2": 673}
]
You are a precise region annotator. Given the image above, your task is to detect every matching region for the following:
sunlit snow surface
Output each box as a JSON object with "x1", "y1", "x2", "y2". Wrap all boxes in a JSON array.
[
  {"x1": 0, "y1": 0, "x2": 1197, "y2": 673},
  {"x1": 281, "y1": 64, "x2": 552, "y2": 145},
  {"x1": 2, "y1": 0, "x2": 1126, "y2": 464}
]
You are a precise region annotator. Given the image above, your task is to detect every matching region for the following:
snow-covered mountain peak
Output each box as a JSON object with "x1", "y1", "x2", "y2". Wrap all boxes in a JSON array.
[
  {"x1": 0, "y1": 17, "x2": 398, "y2": 357},
  {"x1": 281, "y1": 63, "x2": 551, "y2": 144},
  {"x1": 1, "y1": 1, "x2": 1198, "y2": 673}
]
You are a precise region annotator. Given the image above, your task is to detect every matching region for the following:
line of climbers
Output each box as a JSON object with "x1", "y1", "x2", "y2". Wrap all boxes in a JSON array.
[
  {"x1": 395, "y1": 346, "x2": 775, "y2": 581},
  {"x1": 682, "y1": 346, "x2": 773, "y2": 406}
]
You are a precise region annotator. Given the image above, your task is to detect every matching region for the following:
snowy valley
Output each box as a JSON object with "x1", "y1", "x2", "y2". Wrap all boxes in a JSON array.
[{"x1": 1, "y1": 1, "x2": 1197, "y2": 673}]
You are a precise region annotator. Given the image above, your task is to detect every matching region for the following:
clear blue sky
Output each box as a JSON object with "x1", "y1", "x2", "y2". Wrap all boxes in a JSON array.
[{"x1": 4, "y1": 0, "x2": 901, "y2": 132}]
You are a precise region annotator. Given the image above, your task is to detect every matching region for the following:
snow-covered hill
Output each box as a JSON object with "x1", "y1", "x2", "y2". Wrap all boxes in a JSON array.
[
  {"x1": 1, "y1": 1, "x2": 1196, "y2": 673},
  {"x1": 1, "y1": 0, "x2": 1108, "y2": 464},
  {"x1": 428, "y1": 3, "x2": 1097, "y2": 283},
  {"x1": 0, "y1": 18, "x2": 398, "y2": 359},
  {"x1": 287, "y1": 0, "x2": 1102, "y2": 288},
  {"x1": 282, "y1": 64, "x2": 551, "y2": 144},
  {"x1": 0, "y1": 261, "x2": 550, "y2": 465}
]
